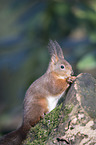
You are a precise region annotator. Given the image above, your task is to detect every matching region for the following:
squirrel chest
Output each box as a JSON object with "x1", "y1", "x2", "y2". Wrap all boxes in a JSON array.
[
  {"x1": 47, "y1": 91, "x2": 65, "y2": 112},
  {"x1": 45, "y1": 73, "x2": 69, "y2": 112}
]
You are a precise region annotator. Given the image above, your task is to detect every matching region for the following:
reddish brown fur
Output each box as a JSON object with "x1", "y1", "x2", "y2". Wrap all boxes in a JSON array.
[{"x1": 46, "y1": 71, "x2": 69, "y2": 95}]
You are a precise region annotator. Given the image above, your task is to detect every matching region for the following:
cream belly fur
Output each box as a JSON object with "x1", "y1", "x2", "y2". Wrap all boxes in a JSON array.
[{"x1": 47, "y1": 91, "x2": 65, "y2": 112}]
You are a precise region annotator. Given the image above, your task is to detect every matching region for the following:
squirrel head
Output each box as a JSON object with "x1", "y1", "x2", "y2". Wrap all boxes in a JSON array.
[{"x1": 47, "y1": 40, "x2": 73, "y2": 79}]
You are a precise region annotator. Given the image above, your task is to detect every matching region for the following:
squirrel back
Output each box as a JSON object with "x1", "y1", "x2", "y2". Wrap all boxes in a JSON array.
[{"x1": 0, "y1": 40, "x2": 75, "y2": 145}]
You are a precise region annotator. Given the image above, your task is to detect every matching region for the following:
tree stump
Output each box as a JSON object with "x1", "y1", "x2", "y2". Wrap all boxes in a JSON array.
[{"x1": 23, "y1": 73, "x2": 96, "y2": 145}]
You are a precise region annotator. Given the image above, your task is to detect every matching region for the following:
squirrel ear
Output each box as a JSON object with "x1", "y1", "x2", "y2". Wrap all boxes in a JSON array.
[
  {"x1": 48, "y1": 40, "x2": 59, "y2": 64},
  {"x1": 51, "y1": 54, "x2": 58, "y2": 64},
  {"x1": 54, "y1": 40, "x2": 64, "y2": 59},
  {"x1": 48, "y1": 40, "x2": 64, "y2": 61}
]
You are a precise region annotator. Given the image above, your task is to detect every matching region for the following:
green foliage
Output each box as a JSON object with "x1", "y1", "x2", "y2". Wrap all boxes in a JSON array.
[{"x1": 77, "y1": 53, "x2": 96, "y2": 70}]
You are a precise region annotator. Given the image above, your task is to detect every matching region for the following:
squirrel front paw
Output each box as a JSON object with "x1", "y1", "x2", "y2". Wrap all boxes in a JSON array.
[
  {"x1": 66, "y1": 76, "x2": 76, "y2": 83},
  {"x1": 40, "y1": 111, "x2": 49, "y2": 119}
]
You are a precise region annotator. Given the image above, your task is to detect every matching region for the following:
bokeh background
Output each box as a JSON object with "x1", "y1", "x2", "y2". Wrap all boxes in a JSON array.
[{"x1": 0, "y1": 0, "x2": 96, "y2": 136}]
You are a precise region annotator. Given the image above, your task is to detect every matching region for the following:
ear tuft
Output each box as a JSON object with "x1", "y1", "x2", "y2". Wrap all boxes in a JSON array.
[
  {"x1": 48, "y1": 40, "x2": 57, "y2": 57},
  {"x1": 54, "y1": 40, "x2": 64, "y2": 59},
  {"x1": 48, "y1": 40, "x2": 64, "y2": 59}
]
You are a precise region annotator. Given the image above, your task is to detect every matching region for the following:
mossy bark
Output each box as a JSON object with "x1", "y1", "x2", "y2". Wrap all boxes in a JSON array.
[{"x1": 23, "y1": 73, "x2": 96, "y2": 145}]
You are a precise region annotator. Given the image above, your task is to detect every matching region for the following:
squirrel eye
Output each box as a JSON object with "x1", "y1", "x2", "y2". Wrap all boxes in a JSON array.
[{"x1": 60, "y1": 65, "x2": 65, "y2": 69}]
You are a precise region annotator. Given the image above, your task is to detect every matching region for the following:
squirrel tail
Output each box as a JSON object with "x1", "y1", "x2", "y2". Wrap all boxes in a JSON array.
[{"x1": 0, "y1": 124, "x2": 30, "y2": 145}]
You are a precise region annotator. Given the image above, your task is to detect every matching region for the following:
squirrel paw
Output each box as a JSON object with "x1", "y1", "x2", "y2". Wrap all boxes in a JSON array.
[
  {"x1": 67, "y1": 76, "x2": 76, "y2": 83},
  {"x1": 40, "y1": 111, "x2": 49, "y2": 119}
]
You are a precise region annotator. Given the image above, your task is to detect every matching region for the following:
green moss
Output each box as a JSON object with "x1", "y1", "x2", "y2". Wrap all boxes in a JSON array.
[
  {"x1": 23, "y1": 103, "x2": 74, "y2": 145},
  {"x1": 63, "y1": 104, "x2": 74, "y2": 122}
]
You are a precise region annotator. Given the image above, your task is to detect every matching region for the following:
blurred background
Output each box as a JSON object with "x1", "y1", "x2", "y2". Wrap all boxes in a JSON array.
[{"x1": 0, "y1": 0, "x2": 96, "y2": 136}]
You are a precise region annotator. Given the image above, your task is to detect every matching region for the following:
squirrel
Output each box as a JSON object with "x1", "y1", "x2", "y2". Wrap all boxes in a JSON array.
[{"x1": 0, "y1": 40, "x2": 76, "y2": 145}]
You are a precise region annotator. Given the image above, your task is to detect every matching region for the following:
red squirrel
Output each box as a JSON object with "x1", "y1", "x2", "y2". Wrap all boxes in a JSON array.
[{"x1": 0, "y1": 40, "x2": 76, "y2": 145}]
